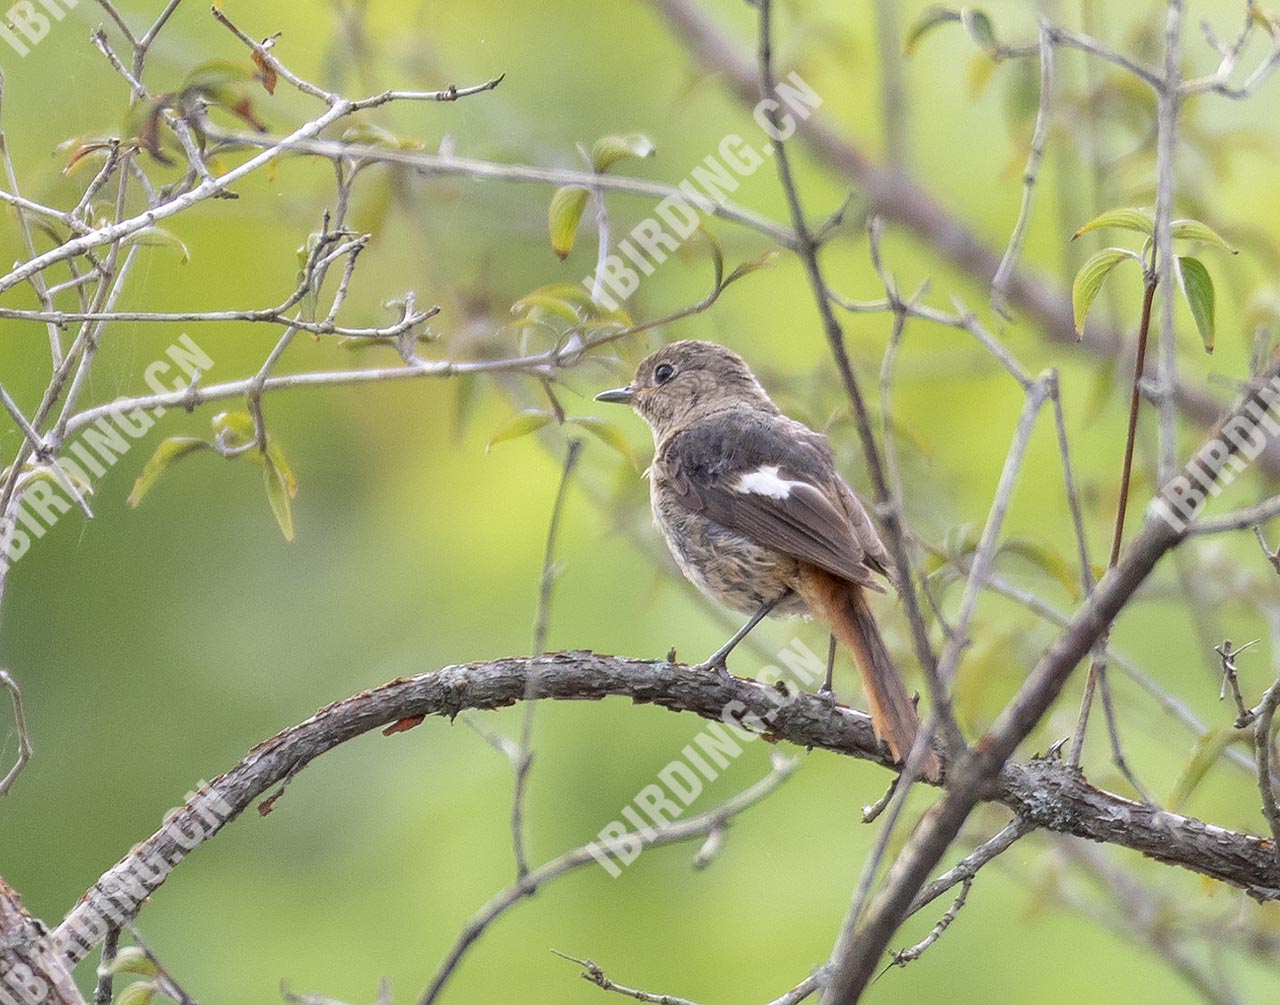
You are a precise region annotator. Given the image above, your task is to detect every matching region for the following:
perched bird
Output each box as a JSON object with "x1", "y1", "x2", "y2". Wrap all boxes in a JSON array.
[{"x1": 597, "y1": 340, "x2": 939, "y2": 779}]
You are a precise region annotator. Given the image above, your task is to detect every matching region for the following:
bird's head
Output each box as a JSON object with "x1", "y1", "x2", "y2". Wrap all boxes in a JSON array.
[{"x1": 595, "y1": 340, "x2": 777, "y2": 440}]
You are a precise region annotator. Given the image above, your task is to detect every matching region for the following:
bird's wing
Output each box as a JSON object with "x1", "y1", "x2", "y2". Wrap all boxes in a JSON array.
[{"x1": 659, "y1": 412, "x2": 889, "y2": 591}]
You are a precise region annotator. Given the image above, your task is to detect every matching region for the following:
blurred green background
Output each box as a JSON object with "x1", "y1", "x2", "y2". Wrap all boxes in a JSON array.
[{"x1": 2, "y1": 0, "x2": 1280, "y2": 1001}]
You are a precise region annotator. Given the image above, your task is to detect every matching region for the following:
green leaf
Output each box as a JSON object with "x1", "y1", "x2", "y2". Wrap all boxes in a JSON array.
[
  {"x1": 100, "y1": 947, "x2": 157, "y2": 979},
  {"x1": 1072, "y1": 248, "x2": 1138, "y2": 336},
  {"x1": 1003, "y1": 55, "x2": 1040, "y2": 134},
  {"x1": 115, "y1": 980, "x2": 159, "y2": 1005},
  {"x1": 999, "y1": 539, "x2": 1081, "y2": 601},
  {"x1": 340, "y1": 122, "x2": 422, "y2": 151},
  {"x1": 486, "y1": 409, "x2": 553, "y2": 451},
  {"x1": 966, "y1": 53, "x2": 998, "y2": 97},
  {"x1": 695, "y1": 223, "x2": 726, "y2": 292},
  {"x1": 548, "y1": 186, "x2": 589, "y2": 260},
  {"x1": 1176, "y1": 255, "x2": 1216, "y2": 354},
  {"x1": 211, "y1": 410, "x2": 257, "y2": 449},
  {"x1": 961, "y1": 8, "x2": 999, "y2": 55},
  {"x1": 123, "y1": 227, "x2": 190, "y2": 264},
  {"x1": 263, "y1": 452, "x2": 296, "y2": 541},
  {"x1": 590, "y1": 134, "x2": 655, "y2": 173},
  {"x1": 723, "y1": 250, "x2": 780, "y2": 288},
  {"x1": 903, "y1": 6, "x2": 961, "y2": 55},
  {"x1": 1072, "y1": 207, "x2": 1154, "y2": 241},
  {"x1": 128, "y1": 437, "x2": 212, "y2": 507},
  {"x1": 266, "y1": 440, "x2": 298, "y2": 498},
  {"x1": 181, "y1": 59, "x2": 258, "y2": 92},
  {"x1": 1169, "y1": 727, "x2": 1242, "y2": 810},
  {"x1": 510, "y1": 292, "x2": 583, "y2": 325},
  {"x1": 1170, "y1": 218, "x2": 1238, "y2": 254},
  {"x1": 566, "y1": 416, "x2": 638, "y2": 468},
  {"x1": 512, "y1": 283, "x2": 605, "y2": 319}
]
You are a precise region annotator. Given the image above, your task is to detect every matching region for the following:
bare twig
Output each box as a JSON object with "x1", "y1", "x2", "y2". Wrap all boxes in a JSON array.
[
  {"x1": 418, "y1": 753, "x2": 798, "y2": 1004},
  {"x1": 1251, "y1": 677, "x2": 1280, "y2": 852},
  {"x1": 820, "y1": 354, "x2": 1280, "y2": 1002},
  {"x1": 882, "y1": 877, "x2": 970, "y2": 973},
  {"x1": 551, "y1": 950, "x2": 704, "y2": 1005},
  {"x1": 756, "y1": 0, "x2": 957, "y2": 756},
  {"x1": 0, "y1": 669, "x2": 33, "y2": 796},
  {"x1": 990, "y1": 20, "x2": 1055, "y2": 318}
]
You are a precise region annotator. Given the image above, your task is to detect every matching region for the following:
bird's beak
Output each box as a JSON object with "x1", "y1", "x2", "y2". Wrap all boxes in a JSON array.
[{"x1": 595, "y1": 385, "x2": 635, "y2": 405}]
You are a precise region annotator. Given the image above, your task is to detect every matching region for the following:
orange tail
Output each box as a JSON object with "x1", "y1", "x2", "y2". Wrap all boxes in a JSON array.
[{"x1": 802, "y1": 570, "x2": 941, "y2": 781}]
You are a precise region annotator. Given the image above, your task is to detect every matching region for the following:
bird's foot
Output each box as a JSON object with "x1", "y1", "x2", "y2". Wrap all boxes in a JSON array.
[{"x1": 692, "y1": 655, "x2": 733, "y2": 681}]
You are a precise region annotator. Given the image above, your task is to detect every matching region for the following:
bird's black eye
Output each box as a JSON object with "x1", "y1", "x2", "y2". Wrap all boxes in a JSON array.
[{"x1": 654, "y1": 363, "x2": 675, "y2": 385}]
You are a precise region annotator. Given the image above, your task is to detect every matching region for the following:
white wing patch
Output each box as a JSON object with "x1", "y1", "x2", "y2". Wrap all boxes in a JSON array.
[{"x1": 734, "y1": 465, "x2": 811, "y2": 500}]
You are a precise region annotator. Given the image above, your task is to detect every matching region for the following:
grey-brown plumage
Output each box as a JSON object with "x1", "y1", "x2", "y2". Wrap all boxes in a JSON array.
[{"x1": 597, "y1": 340, "x2": 939, "y2": 779}]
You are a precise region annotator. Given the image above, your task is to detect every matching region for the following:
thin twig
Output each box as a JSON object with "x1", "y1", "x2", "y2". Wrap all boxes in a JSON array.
[
  {"x1": 0, "y1": 669, "x2": 33, "y2": 795},
  {"x1": 1251, "y1": 678, "x2": 1280, "y2": 852},
  {"x1": 756, "y1": 0, "x2": 957, "y2": 754},
  {"x1": 551, "y1": 950, "x2": 704, "y2": 1005},
  {"x1": 418, "y1": 753, "x2": 798, "y2": 1004},
  {"x1": 991, "y1": 20, "x2": 1055, "y2": 318}
]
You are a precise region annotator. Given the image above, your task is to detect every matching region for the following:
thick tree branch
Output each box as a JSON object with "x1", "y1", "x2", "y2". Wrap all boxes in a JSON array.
[
  {"x1": 821, "y1": 356, "x2": 1280, "y2": 1001},
  {"x1": 37, "y1": 647, "x2": 1280, "y2": 977}
]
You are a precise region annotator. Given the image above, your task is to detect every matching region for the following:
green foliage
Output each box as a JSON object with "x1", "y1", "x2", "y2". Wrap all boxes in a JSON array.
[
  {"x1": 129, "y1": 412, "x2": 298, "y2": 540},
  {"x1": 1071, "y1": 248, "x2": 1138, "y2": 337},
  {"x1": 546, "y1": 133, "x2": 656, "y2": 260},
  {"x1": 547, "y1": 187, "x2": 591, "y2": 260},
  {"x1": 1070, "y1": 208, "x2": 1236, "y2": 350},
  {"x1": 1175, "y1": 256, "x2": 1216, "y2": 353},
  {"x1": 905, "y1": 6, "x2": 1001, "y2": 58}
]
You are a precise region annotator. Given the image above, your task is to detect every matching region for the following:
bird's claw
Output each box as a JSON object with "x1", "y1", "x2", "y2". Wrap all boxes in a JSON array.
[{"x1": 693, "y1": 657, "x2": 733, "y2": 681}]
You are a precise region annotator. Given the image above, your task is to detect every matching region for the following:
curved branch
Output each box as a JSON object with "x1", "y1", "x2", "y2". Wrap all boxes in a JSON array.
[{"x1": 47, "y1": 651, "x2": 1280, "y2": 973}]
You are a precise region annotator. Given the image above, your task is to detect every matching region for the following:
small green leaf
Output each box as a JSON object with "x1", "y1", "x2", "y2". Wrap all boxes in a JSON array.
[
  {"x1": 966, "y1": 52, "x2": 997, "y2": 97},
  {"x1": 1170, "y1": 218, "x2": 1237, "y2": 254},
  {"x1": 266, "y1": 440, "x2": 298, "y2": 498},
  {"x1": 509, "y1": 292, "x2": 583, "y2": 325},
  {"x1": 512, "y1": 283, "x2": 605, "y2": 319},
  {"x1": 1169, "y1": 727, "x2": 1242, "y2": 810},
  {"x1": 1072, "y1": 248, "x2": 1138, "y2": 336},
  {"x1": 115, "y1": 980, "x2": 159, "y2": 1005},
  {"x1": 999, "y1": 540, "x2": 1080, "y2": 601},
  {"x1": 1003, "y1": 55, "x2": 1040, "y2": 133},
  {"x1": 566, "y1": 416, "x2": 638, "y2": 468},
  {"x1": 181, "y1": 59, "x2": 258, "y2": 92},
  {"x1": 123, "y1": 227, "x2": 190, "y2": 264},
  {"x1": 1176, "y1": 255, "x2": 1216, "y2": 353},
  {"x1": 961, "y1": 8, "x2": 999, "y2": 55},
  {"x1": 99, "y1": 947, "x2": 157, "y2": 979},
  {"x1": 695, "y1": 223, "x2": 726, "y2": 291},
  {"x1": 340, "y1": 123, "x2": 422, "y2": 150},
  {"x1": 723, "y1": 250, "x2": 780, "y2": 288},
  {"x1": 903, "y1": 6, "x2": 961, "y2": 55},
  {"x1": 263, "y1": 452, "x2": 295, "y2": 541},
  {"x1": 486, "y1": 409, "x2": 553, "y2": 451},
  {"x1": 128, "y1": 437, "x2": 212, "y2": 507},
  {"x1": 1072, "y1": 207, "x2": 1154, "y2": 241},
  {"x1": 548, "y1": 186, "x2": 589, "y2": 260},
  {"x1": 590, "y1": 134, "x2": 655, "y2": 173},
  {"x1": 211, "y1": 410, "x2": 256, "y2": 449}
]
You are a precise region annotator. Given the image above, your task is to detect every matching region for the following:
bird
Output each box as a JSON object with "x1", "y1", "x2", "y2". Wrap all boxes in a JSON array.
[{"x1": 596, "y1": 339, "x2": 940, "y2": 780}]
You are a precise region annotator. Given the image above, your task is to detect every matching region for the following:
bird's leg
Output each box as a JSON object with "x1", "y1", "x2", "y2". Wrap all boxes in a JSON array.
[
  {"x1": 695, "y1": 591, "x2": 790, "y2": 678},
  {"x1": 819, "y1": 633, "x2": 837, "y2": 705}
]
